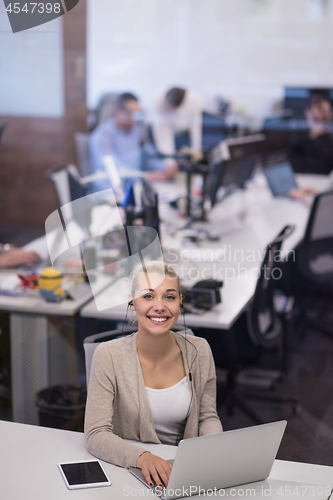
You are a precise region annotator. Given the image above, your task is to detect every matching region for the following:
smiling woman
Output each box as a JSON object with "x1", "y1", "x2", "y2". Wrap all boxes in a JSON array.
[{"x1": 84, "y1": 261, "x2": 222, "y2": 488}]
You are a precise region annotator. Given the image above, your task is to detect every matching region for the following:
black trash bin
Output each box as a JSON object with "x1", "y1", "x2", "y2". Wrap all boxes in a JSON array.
[{"x1": 36, "y1": 385, "x2": 86, "y2": 432}]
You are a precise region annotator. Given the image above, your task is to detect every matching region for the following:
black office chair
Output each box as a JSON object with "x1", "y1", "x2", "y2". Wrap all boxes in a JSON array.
[
  {"x1": 0, "y1": 123, "x2": 8, "y2": 143},
  {"x1": 218, "y1": 225, "x2": 299, "y2": 424},
  {"x1": 87, "y1": 92, "x2": 121, "y2": 130},
  {"x1": 296, "y1": 190, "x2": 333, "y2": 337}
]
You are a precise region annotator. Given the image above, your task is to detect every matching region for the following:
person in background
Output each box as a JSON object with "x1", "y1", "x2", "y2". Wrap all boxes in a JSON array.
[
  {"x1": 289, "y1": 94, "x2": 333, "y2": 175},
  {"x1": 89, "y1": 92, "x2": 175, "y2": 192},
  {"x1": 84, "y1": 261, "x2": 222, "y2": 488},
  {"x1": 0, "y1": 245, "x2": 40, "y2": 268},
  {"x1": 151, "y1": 88, "x2": 204, "y2": 180}
]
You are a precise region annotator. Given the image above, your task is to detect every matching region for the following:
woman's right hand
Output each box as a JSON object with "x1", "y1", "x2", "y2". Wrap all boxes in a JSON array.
[{"x1": 136, "y1": 451, "x2": 172, "y2": 488}]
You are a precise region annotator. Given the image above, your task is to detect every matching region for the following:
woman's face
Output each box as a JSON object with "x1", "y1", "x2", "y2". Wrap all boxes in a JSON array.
[{"x1": 130, "y1": 273, "x2": 182, "y2": 336}]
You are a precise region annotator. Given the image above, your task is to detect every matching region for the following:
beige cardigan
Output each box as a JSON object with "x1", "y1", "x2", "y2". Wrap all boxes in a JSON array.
[{"x1": 84, "y1": 331, "x2": 223, "y2": 468}]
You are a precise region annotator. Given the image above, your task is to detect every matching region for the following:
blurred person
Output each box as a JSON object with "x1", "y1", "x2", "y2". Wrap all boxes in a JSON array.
[
  {"x1": 0, "y1": 245, "x2": 40, "y2": 268},
  {"x1": 289, "y1": 94, "x2": 333, "y2": 175},
  {"x1": 151, "y1": 88, "x2": 204, "y2": 180},
  {"x1": 89, "y1": 93, "x2": 175, "y2": 192}
]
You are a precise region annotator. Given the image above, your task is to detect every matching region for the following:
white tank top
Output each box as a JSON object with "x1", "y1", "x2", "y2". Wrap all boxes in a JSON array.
[{"x1": 145, "y1": 376, "x2": 191, "y2": 446}]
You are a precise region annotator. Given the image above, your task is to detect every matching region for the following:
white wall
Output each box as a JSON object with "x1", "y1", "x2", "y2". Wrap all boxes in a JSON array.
[
  {"x1": 0, "y1": 3, "x2": 64, "y2": 118},
  {"x1": 87, "y1": 0, "x2": 333, "y2": 119}
]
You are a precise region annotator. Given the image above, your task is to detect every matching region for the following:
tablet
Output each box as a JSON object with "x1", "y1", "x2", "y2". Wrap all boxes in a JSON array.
[{"x1": 58, "y1": 460, "x2": 111, "y2": 490}]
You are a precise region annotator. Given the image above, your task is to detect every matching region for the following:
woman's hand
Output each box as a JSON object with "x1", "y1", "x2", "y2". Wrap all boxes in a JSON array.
[{"x1": 136, "y1": 451, "x2": 172, "y2": 488}]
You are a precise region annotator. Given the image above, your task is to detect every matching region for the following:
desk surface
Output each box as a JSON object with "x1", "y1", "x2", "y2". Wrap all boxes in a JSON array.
[
  {"x1": 0, "y1": 271, "x2": 111, "y2": 316},
  {"x1": 81, "y1": 174, "x2": 330, "y2": 329},
  {"x1": 1, "y1": 420, "x2": 333, "y2": 500}
]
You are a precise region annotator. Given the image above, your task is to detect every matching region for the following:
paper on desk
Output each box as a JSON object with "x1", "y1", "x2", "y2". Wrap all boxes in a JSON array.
[{"x1": 0, "y1": 274, "x2": 21, "y2": 292}]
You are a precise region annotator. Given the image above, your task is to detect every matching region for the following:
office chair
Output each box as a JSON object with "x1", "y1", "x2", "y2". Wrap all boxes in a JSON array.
[
  {"x1": 296, "y1": 190, "x2": 333, "y2": 337},
  {"x1": 84, "y1": 326, "x2": 194, "y2": 388},
  {"x1": 218, "y1": 225, "x2": 299, "y2": 424},
  {"x1": 87, "y1": 92, "x2": 121, "y2": 130},
  {"x1": 84, "y1": 326, "x2": 137, "y2": 387},
  {"x1": 0, "y1": 122, "x2": 8, "y2": 143},
  {"x1": 74, "y1": 132, "x2": 94, "y2": 178},
  {"x1": 46, "y1": 164, "x2": 86, "y2": 209}
]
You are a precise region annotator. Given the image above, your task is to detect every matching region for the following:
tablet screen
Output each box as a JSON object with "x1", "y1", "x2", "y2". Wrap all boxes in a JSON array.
[{"x1": 59, "y1": 461, "x2": 110, "y2": 487}]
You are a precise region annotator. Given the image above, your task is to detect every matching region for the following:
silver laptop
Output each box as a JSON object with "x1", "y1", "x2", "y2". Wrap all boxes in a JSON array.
[
  {"x1": 129, "y1": 420, "x2": 287, "y2": 500},
  {"x1": 263, "y1": 162, "x2": 298, "y2": 196}
]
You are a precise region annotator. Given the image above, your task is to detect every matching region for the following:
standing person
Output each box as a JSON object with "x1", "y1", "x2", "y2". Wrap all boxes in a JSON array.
[
  {"x1": 84, "y1": 261, "x2": 222, "y2": 487},
  {"x1": 151, "y1": 88, "x2": 204, "y2": 180},
  {"x1": 89, "y1": 93, "x2": 175, "y2": 192},
  {"x1": 289, "y1": 94, "x2": 333, "y2": 175}
]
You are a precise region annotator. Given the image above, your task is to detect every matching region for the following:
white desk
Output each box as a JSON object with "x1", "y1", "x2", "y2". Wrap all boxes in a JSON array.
[
  {"x1": 81, "y1": 174, "x2": 330, "y2": 329},
  {"x1": 1, "y1": 420, "x2": 332, "y2": 500}
]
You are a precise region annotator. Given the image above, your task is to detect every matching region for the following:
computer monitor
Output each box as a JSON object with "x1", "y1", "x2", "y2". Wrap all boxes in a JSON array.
[
  {"x1": 141, "y1": 179, "x2": 160, "y2": 236},
  {"x1": 202, "y1": 112, "x2": 226, "y2": 152},
  {"x1": 209, "y1": 134, "x2": 265, "y2": 207},
  {"x1": 284, "y1": 87, "x2": 333, "y2": 119},
  {"x1": 122, "y1": 178, "x2": 160, "y2": 236},
  {"x1": 67, "y1": 170, "x2": 91, "y2": 234},
  {"x1": 261, "y1": 118, "x2": 292, "y2": 164}
]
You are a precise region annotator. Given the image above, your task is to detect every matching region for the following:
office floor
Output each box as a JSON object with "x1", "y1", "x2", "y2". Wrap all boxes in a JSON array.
[{"x1": 217, "y1": 321, "x2": 333, "y2": 467}]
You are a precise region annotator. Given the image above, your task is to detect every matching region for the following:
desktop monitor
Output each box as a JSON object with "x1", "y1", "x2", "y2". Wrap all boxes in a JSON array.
[
  {"x1": 209, "y1": 134, "x2": 265, "y2": 207},
  {"x1": 141, "y1": 179, "x2": 160, "y2": 236},
  {"x1": 262, "y1": 118, "x2": 291, "y2": 164},
  {"x1": 67, "y1": 170, "x2": 91, "y2": 234},
  {"x1": 122, "y1": 178, "x2": 160, "y2": 236},
  {"x1": 202, "y1": 112, "x2": 226, "y2": 152},
  {"x1": 284, "y1": 87, "x2": 333, "y2": 119}
]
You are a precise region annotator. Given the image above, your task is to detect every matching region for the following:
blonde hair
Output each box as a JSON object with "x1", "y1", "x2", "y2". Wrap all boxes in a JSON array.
[{"x1": 131, "y1": 261, "x2": 180, "y2": 299}]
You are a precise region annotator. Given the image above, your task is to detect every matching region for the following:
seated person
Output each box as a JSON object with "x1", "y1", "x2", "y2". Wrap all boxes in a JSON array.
[
  {"x1": 152, "y1": 88, "x2": 204, "y2": 179},
  {"x1": 84, "y1": 261, "x2": 222, "y2": 487},
  {"x1": 0, "y1": 245, "x2": 40, "y2": 268},
  {"x1": 89, "y1": 93, "x2": 175, "y2": 192},
  {"x1": 289, "y1": 94, "x2": 333, "y2": 175}
]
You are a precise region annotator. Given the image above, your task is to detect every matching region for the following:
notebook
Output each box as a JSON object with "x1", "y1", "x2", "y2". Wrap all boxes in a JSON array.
[
  {"x1": 263, "y1": 162, "x2": 298, "y2": 196},
  {"x1": 129, "y1": 420, "x2": 287, "y2": 500}
]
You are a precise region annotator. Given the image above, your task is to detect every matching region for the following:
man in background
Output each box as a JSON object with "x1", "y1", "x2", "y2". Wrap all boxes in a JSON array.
[
  {"x1": 90, "y1": 92, "x2": 174, "y2": 191},
  {"x1": 289, "y1": 94, "x2": 333, "y2": 175}
]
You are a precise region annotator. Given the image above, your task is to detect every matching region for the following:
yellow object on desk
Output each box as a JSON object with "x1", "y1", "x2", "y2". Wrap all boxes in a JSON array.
[{"x1": 38, "y1": 267, "x2": 64, "y2": 302}]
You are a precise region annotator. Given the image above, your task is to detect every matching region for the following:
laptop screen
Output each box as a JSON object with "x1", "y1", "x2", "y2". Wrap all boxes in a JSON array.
[{"x1": 264, "y1": 162, "x2": 298, "y2": 196}]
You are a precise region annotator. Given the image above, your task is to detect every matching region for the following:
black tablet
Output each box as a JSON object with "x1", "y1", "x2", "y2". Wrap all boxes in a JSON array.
[{"x1": 58, "y1": 460, "x2": 111, "y2": 490}]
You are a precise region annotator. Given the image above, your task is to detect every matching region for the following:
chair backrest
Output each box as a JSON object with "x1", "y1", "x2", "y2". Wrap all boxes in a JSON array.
[
  {"x1": 298, "y1": 190, "x2": 333, "y2": 283},
  {"x1": 83, "y1": 326, "x2": 194, "y2": 388},
  {"x1": 74, "y1": 132, "x2": 93, "y2": 178},
  {"x1": 46, "y1": 164, "x2": 83, "y2": 209},
  {"x1": 93, "y1": 92, "x2": 120, "y2": 129},
  {"x1": 84, "y1": 327, "x2": 136, "y2": 388},
  {"x1": 247, "y1": 225, "x2": 295, "y2": 347},
  {"x1": 0, "y1": 122, "x2": 8, "y2": 143}
]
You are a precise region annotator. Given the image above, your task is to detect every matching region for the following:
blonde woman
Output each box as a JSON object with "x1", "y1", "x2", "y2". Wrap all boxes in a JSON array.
[{"x1": 84, "y1": 261, "x2": 222, "y2": 487}]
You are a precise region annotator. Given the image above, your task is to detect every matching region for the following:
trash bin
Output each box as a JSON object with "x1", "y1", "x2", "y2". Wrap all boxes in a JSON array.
[{"x1": 36, "y1": 385, "x2": 86, "y2": 432}]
